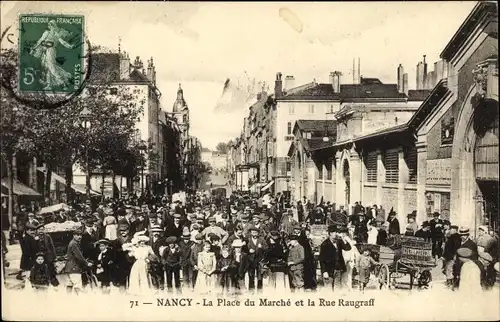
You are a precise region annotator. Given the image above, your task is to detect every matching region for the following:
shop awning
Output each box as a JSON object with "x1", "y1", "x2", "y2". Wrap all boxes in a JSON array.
[
  {"x1": 249, "y1": 182, "x2": 265, "y2": 193},
  {"x1": 72, "y1": 183, "x2": 100, "y2": 196},
  {"x1": 261, "y1": 180, "x2": 274, "y2": 192},
  {"x1": 1, "y1": 178, "x2": 41, "y2": 196}
]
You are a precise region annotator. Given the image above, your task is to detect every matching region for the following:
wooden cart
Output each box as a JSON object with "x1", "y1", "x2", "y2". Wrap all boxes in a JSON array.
[{"x1": 356, "y1": 236, "x2": 436, "y2": 290}]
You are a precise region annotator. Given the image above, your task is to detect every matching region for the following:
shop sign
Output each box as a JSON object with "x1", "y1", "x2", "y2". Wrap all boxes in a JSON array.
[{"x1": 426, "y1": 159, "x2": 451, "y2": 186}]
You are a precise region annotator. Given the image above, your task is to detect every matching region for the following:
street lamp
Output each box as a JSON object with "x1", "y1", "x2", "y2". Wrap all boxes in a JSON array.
[{"x1": 80, "y1": 106, "x2": 92, "y2": 199}]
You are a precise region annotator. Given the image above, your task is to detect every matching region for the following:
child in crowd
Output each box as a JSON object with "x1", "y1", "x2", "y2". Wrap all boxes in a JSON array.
[
  {"x1": 356, "y1": 246, "x2": 379, "y2": 291},
  {"x1": 29, "y1": 252, "x2": 59, "y2": 291},
  {"x1": 216, "y1": 246, "x2": 233, "y2": 294}
]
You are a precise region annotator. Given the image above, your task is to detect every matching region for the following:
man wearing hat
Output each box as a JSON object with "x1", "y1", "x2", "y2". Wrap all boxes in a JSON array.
[
  {"x1": 455, "y1": 247, "x2": 482, "y2": 292},
  {"x1": 95, "y1": 239, "x2": 114, "y2": 290},
  {"x1": 178, "y1": 230, "x2": 194, "y2": 288},
  {"x1": 265, "y1": 230, "x2": 287, "y2": 289},
  {"x1": 162, "y1": 236, "x2": 182, "y2": 292},
  {"x1": 202, "y1": 217, "x2": 229, "y2": 244},
  {"x1": 477, "y1": 251, "x2": 496, "y2": 290},
  {"x1": 188, "y1": 233, "x2": 205, "y2": 288},
  {"x1": 319, "y1": 225, "x2": 352, "y2": 291},
  {"x1": 149, "y1": 225, "x2": 165, "y2": 290},
  {"x1": 164, "y1": 214, "x2": 184, "y2": 239},
  {"x1": 458, "y1": 227, "x2": 478, "y2": 257},
  {"x1": 415, "y1": 221, "x2": 432, "y2": 241},
  {"x1": 477, "y1": 225, "x2": 498, "y2": 262},
  {"x1": 429, "y1": 212, "x2": 445, "y2": 259},
  {"x1": 387, "y1": 208, "x2": 400, "y2": 235},
  {"x1": 287, "y1": 235, "x2": 305, "y2": 291},
  {"x1": 63, "y1": 226, "x2": 93, "y2": 294},
  {"x1": 216, "y1": 213, "x2": 235, "y2": 236},
  {"x1": 442, "y1": 225, "x2": 461, "y2": 288},
  {"x1": 246, "y1": 224, "x2": 268, "y2": 291}
]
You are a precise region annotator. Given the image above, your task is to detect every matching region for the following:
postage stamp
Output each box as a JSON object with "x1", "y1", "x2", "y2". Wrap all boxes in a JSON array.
[{"x1": 18, "y1": 14, "x2": 85, "y2": 94}]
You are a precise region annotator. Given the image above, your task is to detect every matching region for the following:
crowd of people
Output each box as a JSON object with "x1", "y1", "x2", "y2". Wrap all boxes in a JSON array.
[{"x1": 2, "y1": 191, "x2": 499, "y2": 295}]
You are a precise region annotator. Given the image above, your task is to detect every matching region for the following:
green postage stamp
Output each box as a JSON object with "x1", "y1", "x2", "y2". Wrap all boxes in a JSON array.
[{"x1": 18, "y1": 14, "x2": 85, "y2": 93}]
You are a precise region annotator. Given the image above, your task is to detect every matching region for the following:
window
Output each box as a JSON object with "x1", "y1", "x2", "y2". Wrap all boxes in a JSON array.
[
  {"x1": 330, "y1": 104, "x2": 335, "y2": 113},
  {"x1": 287, "y1": 122, "x2": 292, "y2": 135},
  {"x1": 289, "y1": 104, "x2": 295, "y2": 115},
  {"x1": 316, "y1": 161, "x2": 323, "y2": 179},
  {"x1": 441, "y1": 117, "x2": 454, "y2": 145},
  {"x1": 383, "y1": 150, "x2": 399, "y2": 183},
  {"x1": 286, "y1": 161, "x2": 291, "y2": 172},
  {"x1": 404, "y1": 146, "x2": 418, "y2": 184},
  {"x1": 365, "y1": 151, "x2": 378, "y2": 183},
  {"x1": 308, "y1": 104, "x2": 315, "y2": 114},
  {"x1": 326, "y1": 160, "x2": 333, "y2": 180},
  {"x1": 110, "y1": 88, "x2": 118, "y2": 95},
  {"x1": 183, "y1": 114, "x2": 188, "y2": 123}
]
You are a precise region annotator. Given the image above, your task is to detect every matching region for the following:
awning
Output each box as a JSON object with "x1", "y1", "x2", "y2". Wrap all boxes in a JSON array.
[
  {"x1": 249, "y1": 183, "x2": 265, "y2": 193},
  {"x1": 39, "y1": 203, "x2": 70, "y2": 215},
  {"x1": 72, "y1": 183, "x2": 100, "y2": 196},
  {"x1": 1, "y1": 178, "x2": 41, "y2": 196},
  {"x1": 261, "y1": 180, "x2": 274, "y2": 192}
]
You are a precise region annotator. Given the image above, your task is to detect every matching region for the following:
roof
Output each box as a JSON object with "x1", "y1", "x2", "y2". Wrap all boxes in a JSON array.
[
  {"x1": 407, "y1": 89, "x2": 432, "y2": 101},
  {"x1": 294, "y1": 119, "x2": 337, "y2": 133},
  {"x1": 201, "y1": 148, "x2": 211, "y2": 152},
  {"x1": 440, "y1": 2, "x2": 497, "y2": 61},
  {"x1": 279, "y1": 82, "x2": 407, "y2": 102},
  {"x1": 89, "y1": 53, "x2": 120, "y2": 83}
]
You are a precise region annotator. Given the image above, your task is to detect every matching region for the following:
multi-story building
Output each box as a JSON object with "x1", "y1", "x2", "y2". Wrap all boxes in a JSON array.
[
  {"x1": 286, "y1": 1, "x2": 499, "y2": 236},
  {"x1": 201, "y1": 149, "x2": 227, "y2": 171},
  {"x1": 184, "y1": 136, "x2": 203, "y2": 191},
  {"x1": 71, "y1": 49, "x2": 164, "y2": 196},
  {"x1": 159, "y1": 112, "x2": 183, "y2": 195}
]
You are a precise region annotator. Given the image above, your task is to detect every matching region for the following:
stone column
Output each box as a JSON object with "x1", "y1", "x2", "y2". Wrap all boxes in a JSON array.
[
  {"x1": 335, "y1": 151, "x2": 344, "y2": 206},
  {"x1": 416, "y1": 139, "x2": 428, "y2": 224},
  {"x1": 376, "y1": 149, "x2": 384, "y2": 206},
  {"x1": 350, "y1": 150, "x2": 362, "y2": 206},
  {"x1": 397, "y1": 148, "x2": 407, "y2": 231}
]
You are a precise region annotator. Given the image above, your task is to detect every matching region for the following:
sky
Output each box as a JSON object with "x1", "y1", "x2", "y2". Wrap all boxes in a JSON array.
[{"x1": 1, "y1": 1, "x2": 476, "y2": 150}]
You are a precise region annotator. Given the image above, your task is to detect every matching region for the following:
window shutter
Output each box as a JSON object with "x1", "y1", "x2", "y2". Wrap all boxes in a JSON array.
[
  {"x1": 405, "y1": 146, "x2": 418, "y2": 184},
  {"x1": 384, "y1": 150, "x2": 399, "y2": 183},
  {"x1": 365, "y1": 151, "x2": 378, "y2": 183}
]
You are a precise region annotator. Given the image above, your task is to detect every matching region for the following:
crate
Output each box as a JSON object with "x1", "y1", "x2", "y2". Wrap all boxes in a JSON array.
[
  {"x1": 48, "y1": 231, "x2": 74, "y2": 258},
  {"x1": 400, "y1": 236, "x2": 434, "y2": 266}
]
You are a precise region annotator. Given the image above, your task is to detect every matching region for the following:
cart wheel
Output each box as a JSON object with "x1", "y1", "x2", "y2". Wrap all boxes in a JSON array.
[{"x1": 377, "y1": 264, "x2": 390, "y2": 290}]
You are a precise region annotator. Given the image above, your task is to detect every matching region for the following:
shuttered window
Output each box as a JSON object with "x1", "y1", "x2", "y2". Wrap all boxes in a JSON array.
[
  {"x1": 365, "y1": 151, "x2": 378, "y2": 183},
  {"x1": 326, "y1": 160, "x2": 333, "y2": 180},
  {"x1": 316, "y1": 161, "x2": 323, "y2": 179},
  {"x1": 383, "y1": 150, "x2": 399, "y2": 183},
  {"x1": 404, "y1": 146, "x2": 418, "y2": 184}
]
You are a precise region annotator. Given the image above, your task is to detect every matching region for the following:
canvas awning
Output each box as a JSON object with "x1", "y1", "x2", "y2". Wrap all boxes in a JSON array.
[
  {"x1": 72, "y1": 183, "x2": 100, "y2": 196},
  {"x1": 261, "y1": 180, "x2": 274, "y2": 192},
  {"x1": 39, "y1": 203, "x2": 70, "y2": 215},
  {"x1": 1, "y1": 178, "x2": 41, "y2": 196}
]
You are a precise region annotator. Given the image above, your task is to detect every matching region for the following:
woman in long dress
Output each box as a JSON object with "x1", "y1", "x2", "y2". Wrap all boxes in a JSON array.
[
  {"x1": 194, "y1": 241, "x2": 216, "y2": 295},
  {"x1": 29, "y1": 20, "x2": 74, "y2": 90},
  {"x1": 103, "y1": 213, "x2": 118, "y2": 241},
  {"x1": 123, "y1": 235, "x2": 156, "y2": 295}
]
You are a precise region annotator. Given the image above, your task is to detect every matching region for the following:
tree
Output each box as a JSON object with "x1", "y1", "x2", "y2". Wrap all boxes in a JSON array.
[{"x1": 215, "y1": 142, "x2": 228, "y2": 154}]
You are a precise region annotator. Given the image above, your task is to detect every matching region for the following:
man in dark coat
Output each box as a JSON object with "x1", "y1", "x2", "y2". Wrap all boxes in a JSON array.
[
  {"x1": 63, "y1": 227, "x2": 92, "y2": 294},
  {"x1": 20, "y1": 223, "x2": 57, "y2": 278},
  {"x1": 453, "y1": 227, "x2": 478, "y2": 287},
  {"x1": 149, "y1": 226, "x2": 165, "y2": 290},
  {"x1": 415, "y1": 221, "x2": 432, "y2": 241},
  {"x1": 319, "y1": 225, "x2": 352, "y2": 291},
  {"x1": 246, "y1": 225, "x2": 268, "y2": 291},
  {"x1": 178, "y1": 231, "x2": 193, "y2": 288},
  {"x1": 442, "y1": 225, "x2": 461, "y2": 288},
  {"x1": 429, "y1": 212, "x2": 445, "y2": 259},
  {"x1": 387, "y1": 208, "x2": 400, "y2": 235},
  {"x1": 216, "y1": 213, "x2": 235, "y2": 236},
  {"x1": 164, "y1": 214, "x2": 183, "y2": 239},
  {"x1": 292, "y1": 224, "x2": 316, "y2": 290}
]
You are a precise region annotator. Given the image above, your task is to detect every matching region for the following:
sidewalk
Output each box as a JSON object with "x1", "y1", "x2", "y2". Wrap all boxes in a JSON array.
[{"x1": 4, "y1": 243, "x2": 24, "y2": 289}]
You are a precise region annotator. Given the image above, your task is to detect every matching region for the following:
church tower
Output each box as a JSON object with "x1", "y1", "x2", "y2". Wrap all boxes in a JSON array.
[{"x1": 172, "y1": 83, "x2": 190, "y2": 145}]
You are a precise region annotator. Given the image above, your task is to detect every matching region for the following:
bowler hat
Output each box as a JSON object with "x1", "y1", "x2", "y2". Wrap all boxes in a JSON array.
[
  {"x1": 337, "y1": 225, "x2": 348, "y2": 233},
  {"x1": 450, "y1": 225, "x2": 459, "y2": 230},
  {"x1": 173, "y1": 213, "x2": 182, "y2": 219},
  {"x1": 166, "y1": 236, "x2": 177, "y2": 244},
  {"x1": 248, "y1": 225, "x2": 259, "y2": 232},
  {"x1": 432, "y1": 212, "x2": 440, "y2": 217},
  {"x1": 422, "y1": 221, "x2": 430, "y2": 228},
  {"x1": 456, "y1": 247, "x2": 473, "y2": 258}
]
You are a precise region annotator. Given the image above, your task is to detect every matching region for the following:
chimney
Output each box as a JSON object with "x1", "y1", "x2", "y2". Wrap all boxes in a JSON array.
[
  {"x1": 397, "y1": 64, "x2": 404, "y2": 93},
  {"x1": 274, "y1": 72, "x2": 283, "y2": 99},
  {"x1": 403, "y1": 73, "x2": 409, "y2": 96},
  {"x1": 331, "y1": 71, "x2": 342, "y2": 93},
  {"x1": 416, "y1": 61, "x2": 423, "y2": 90},
  {"x1": 423, "y1": 55, "x2": 428, "y2": 89},
  {"x1": 256, "y1": 92, "x2": 262, "y2": 100},
  {"x1": 119, "y1": 51, "x2": 130, "y2": 80},
  {"x1": 284, "y1": 75, "x2": 295, "y2": 92},
  {"x1": 147, "y1": 57, "x2": 156, "y2": 85}
]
